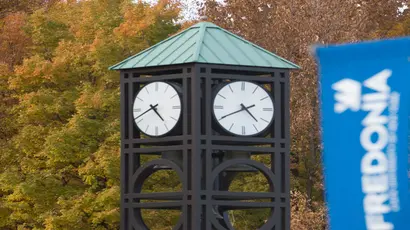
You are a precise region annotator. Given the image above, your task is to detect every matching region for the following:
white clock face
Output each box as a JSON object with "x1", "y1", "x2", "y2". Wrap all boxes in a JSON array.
[
  {"x1": 133, "y1": 82, "x2": 182, "y2": 137},
  {"x1": 213, "y1": 81, "x2": 274, "y2": 136}
]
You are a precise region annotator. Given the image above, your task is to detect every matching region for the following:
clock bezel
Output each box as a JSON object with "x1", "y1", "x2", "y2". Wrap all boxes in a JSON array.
[
  {"x1": 211, "y1": 80, "x2": 275, "y2": 137},
  {"x1": 133, "y1": 81, "x2": 183, "y2": 138}
]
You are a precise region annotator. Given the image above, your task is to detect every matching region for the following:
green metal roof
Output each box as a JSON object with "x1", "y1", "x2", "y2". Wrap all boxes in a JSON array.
[{"x1": 109, "y1": 22, "x2": 299, "y2": 70}]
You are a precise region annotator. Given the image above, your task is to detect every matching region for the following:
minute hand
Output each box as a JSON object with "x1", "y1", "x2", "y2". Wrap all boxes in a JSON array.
[{"x1": 220, "y1": 104, "x2": 255, "y2": 120}]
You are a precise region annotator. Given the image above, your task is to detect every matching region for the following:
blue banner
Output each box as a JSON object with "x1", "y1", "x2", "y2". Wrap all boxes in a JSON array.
[{"x1": 314, "y1": 38, "x2": 410, "y2": 230}]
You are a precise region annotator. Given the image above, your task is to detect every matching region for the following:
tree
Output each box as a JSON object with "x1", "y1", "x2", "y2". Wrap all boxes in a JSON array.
[
  {"x1": 0, "y1": 0, "x2": 61, "y2": 18},
  {"x1": 380, "y1": 8, "x2": 410, "y2": 38},
  {"x1": 0, "y1": 0, "x2": 181, "y2": 229},
  {"x1": 0, "y1": 12, "x2": 32, "y2": 70}
]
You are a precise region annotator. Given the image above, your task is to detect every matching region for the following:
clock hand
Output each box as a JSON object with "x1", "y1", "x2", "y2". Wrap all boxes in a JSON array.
[
  {"x1": 219, "y1": 104, "x2": 255, "y2": 120},
  {"x1": 135, "y1": 104, "x2": 158, "y2": 120},
  {"x1": 150, "y1": 104, "x2": 164, "y2": 121},
  {"x1": 240, "y1": 103, "x2": 258, "y2": 122}
]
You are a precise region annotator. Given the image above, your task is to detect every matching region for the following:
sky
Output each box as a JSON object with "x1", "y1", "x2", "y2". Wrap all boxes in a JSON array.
[{"x1": 142, "y1": 0, "x2": 205, "y2": 20}]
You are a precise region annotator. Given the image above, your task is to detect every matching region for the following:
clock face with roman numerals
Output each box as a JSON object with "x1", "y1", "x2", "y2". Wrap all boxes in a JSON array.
[
  {"x1": 212, "y1": 81, "x2": 274, "y2": 136},
  {"x1": 133, "y1": 82, "x2": 182, "y2": 137}
]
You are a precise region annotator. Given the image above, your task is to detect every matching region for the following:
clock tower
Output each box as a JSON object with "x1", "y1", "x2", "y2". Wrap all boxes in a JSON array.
[{"x1": 110, "y1": 22, "x2": 299, "y2": 230}]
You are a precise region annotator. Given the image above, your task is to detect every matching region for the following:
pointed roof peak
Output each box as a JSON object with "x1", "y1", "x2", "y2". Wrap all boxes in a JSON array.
[
  {"x1": 110, "y1": 21, "x2": 299, "y2": 70},
  {"x1": 191, "y1": 21, "x2": 219, "y2": 28}
]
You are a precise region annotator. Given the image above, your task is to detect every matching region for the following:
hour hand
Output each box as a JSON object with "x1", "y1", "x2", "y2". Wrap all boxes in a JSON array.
[
  {"x1": 240, "y1": 103, "x2": 258, "y2": 122},
  {"x1": 150, "y1": 104, "x2": 164, "y2": 121}
]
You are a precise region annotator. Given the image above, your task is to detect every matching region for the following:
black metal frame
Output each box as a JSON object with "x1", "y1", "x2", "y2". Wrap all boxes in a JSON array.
[{"x1": 120, "y1": 63, "x2": 290, "y2": 230}]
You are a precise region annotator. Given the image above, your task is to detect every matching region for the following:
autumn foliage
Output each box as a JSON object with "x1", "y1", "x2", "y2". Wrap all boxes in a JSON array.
[
  {"x1": 0, "y1": 0, "x2": 408, "y2": 229},
  {"x1": 0, "y1": 0, "x2": 180, "y2": 229}
]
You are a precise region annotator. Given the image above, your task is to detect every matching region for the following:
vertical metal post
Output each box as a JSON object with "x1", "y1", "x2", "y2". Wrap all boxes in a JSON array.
[
  {"x1": 120, "y1": 72, "x2": 127, "y2": 230},
  {"x1": 182, "y1": 68, "x2": 190, "y2": 230},
  {"x1": 283, "y1": 71, "x2": 291, "y2": 230},
  {"x1": 190, "y1": 65, "x2": 202, "y2": 229}
]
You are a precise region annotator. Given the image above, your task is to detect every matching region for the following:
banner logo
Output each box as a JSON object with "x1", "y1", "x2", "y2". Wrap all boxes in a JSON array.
[{"x1": 332, "y1": 78, "x2": 361, "y2": 113}]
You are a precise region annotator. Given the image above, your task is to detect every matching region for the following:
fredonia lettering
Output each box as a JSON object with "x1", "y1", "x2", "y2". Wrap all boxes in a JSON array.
[{"x1": 360, "y1": 69, "x2": 393, "y2": 230}]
